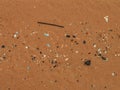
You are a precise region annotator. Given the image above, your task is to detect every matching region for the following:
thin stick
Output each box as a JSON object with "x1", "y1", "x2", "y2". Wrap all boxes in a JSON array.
[{"x1": 37, "y1": 22, "x2": 64, "y2": 28}]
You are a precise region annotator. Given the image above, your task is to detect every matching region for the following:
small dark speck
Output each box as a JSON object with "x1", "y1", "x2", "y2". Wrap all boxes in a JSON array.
[
  {"x1": 118, "y1": 34, "x2": 120, "y2": 38},
  {"x1": 41, "y1": 61, "x2": 45, "y2": 63},
  {"x1": 3, "y1": 56, "x2": 6, "y2": 59},
  {"x1": 65, "y1": 34, "x2": 71, "y2": 38},
  {"x1": 53, "y1": 64, "x2": 57, "y2": 68},
  {"x1": 83, "y1": 40, "x2": 86, "y2": 44},
  {"x1": 72, "y1": 35, "x2": 76, "y2": 38},
  {"x1": 104, "y1": 86, "x2": 107, "y2": 89},
  {"x1": 84, "y1": 60, "x2": 91, "y2": 66},
  {"x1": 36, "y1": 48, "x2": 39, "y2": 50},
  {"x1": 74, "y1": 41, "x2": 79, "y2": 45},
  {"x1": 1, "y1": 45, "x2": 5, "y2": 48},
  {"x1": 41, "y1": 81, "x2": 43, "y2": 83},
  {"x1": 71, "y1": 39, "x2": 74, "y2": 42},
  {"x1": 76, "y1": 80, "x2": 79, "y2": 82},
  {"x1": 8, "y1": 50, "x2": 11, "y2": 52},
  {"x1": 31, "y1": 55, "x2": 36, "y2": 61},
  {"x1": 94, "y1": 54, "x2": 97, "y2": 56},
  {"x1": 40, "y1": 51, "x2": 42, "y2": 54},
  {"x1": 51, "y1": 60, "x2": 57, "y2": 64},
  {"x1": 98, "y1": 53, "x2": 102, "y2": 56},
  {"x1": 88, "y1": 52, "x2": 91, "y2": 54},
  {"x1": 56, "y1": 46, "x2": 59, "y2": 48},
  {"x1": 54, "y1": 80, "x2": 57, "y2": 83},
  {"x1": 108, "y1": 29, "x2": 113, "y2": 32},
  {"x1": 24, "y1": 77, "x2": 27, "y2": 80},
  {"x1": 101, "y1": 56, "x2": 107, "y2": 60},
  {"x1": 51, "y1": 60, "x2": 58, "y2": 68},
  {"x1": 8, "y1": 88, "x2": 11, "y2": 90},
  {"x1": 91, "y1": 84, "x2": 95, "y2": 88}
]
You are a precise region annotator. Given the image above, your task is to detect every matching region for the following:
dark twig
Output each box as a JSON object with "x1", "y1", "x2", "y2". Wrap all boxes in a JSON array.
[{"x1": 37, "y1": 22, "x2": 64, "y2": 28}]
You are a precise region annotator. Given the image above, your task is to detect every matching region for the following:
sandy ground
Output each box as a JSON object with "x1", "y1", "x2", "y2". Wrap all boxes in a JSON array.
[{"x1": 0, "y1": 0, "x2": 120, "y2": 90}]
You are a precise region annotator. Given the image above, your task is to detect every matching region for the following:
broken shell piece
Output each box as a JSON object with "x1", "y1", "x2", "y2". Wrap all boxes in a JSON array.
[
  {"x1": 65, "y1": 58, "x2": 69, "y2": 61},
  {"x1": 115, "y1": 53, "x2": 120, "y2": 57},
  {"x1": 13, "y1": 32, "x2": 19, "y2": 38},
  {"x1": 30, "y1": 31, "x2": 37, "y2": 35},
  {"x1": 98, "y1": 48, "x2": 102, "y2": 54},
  {"x1": 75, "y1": 51, "x2": 79, "y2": 53},
  {"x1": 46, "y1": 43, "x2": 51, "y2": 47},
  {"x1": 104, "y1": 50, "x2": 107, "y2": 54},
  {"x1": 93, "y1": 44, "x2": 97, "y2": 48},
  {"x1": 42, "y1": 54, "x2": 46, "y2": 58},
  {"x1": 44, "y1": 33, "x2": 49, "y2": 37},
  {"x1": 104, "y1": 16, "x2": 109, "y2": 23}
]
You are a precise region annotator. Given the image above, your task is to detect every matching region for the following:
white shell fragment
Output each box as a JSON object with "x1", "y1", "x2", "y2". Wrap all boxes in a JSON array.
[{"x1": 104, "y1": 16, "x2": 109, "y2": 23}]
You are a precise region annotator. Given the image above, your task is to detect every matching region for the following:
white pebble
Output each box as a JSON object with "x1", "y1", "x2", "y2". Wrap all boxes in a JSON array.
[
  {"x1": 75, "y1": 51, "x2": 79, "y2": 53},
  {"x1": 65, "y1": 58, "x2": 69, "y2": 61},
  {"x1": 25, "y1": 46, "x2": 29, "y2": 49},
  {"x1": 112, "y1": 72, "x2": 116, "y2": 76},
  {"x1": 44, "y1": 33, "x2": 49, "y2": 37}
]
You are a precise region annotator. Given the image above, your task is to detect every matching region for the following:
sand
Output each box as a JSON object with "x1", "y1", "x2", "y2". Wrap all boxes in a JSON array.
[{"x1": 0, "y1": 0, "x2": 120, "y2": 90}]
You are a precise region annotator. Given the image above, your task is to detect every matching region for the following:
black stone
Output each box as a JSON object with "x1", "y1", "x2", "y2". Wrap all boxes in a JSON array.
[
  {"x1": 101, "y1": 56, "x2": 107, "y2": 60},
  {"x1": 65, "y1": 34, "x2": 71, "y2": 38},
  {"x1": 84, "y1": 60, "x2": 91, "y2": 66},
  {"x1": 31, "y1": 56, "x2": 36, "y2": 61}
]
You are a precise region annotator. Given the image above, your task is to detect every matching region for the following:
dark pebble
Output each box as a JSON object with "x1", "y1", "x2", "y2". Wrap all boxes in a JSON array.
[
  {"x1": 40, "y1": 51, "x2": 42, "y2": 54},
  {"x1": 65, "y1": 34, "x2": 71, "y2": 38},
  {"x1": 1, "y1": 45, "x2": 5, "y2": 48},
  {"x1": 72, "y1": 35, "x2": 76, "y2": 38},
  {"x1": 31, "y1": 56, "x2": 36, "y2": 61},
  {"x1": 101, "y1": 56, "x2": 107, "y2": 60},
  {"x1": 83, "y1": 40, "x2": 86, "y2": 44},
  {"x1": 84, "y1": 60, "x2": 91, "y2": 66}
]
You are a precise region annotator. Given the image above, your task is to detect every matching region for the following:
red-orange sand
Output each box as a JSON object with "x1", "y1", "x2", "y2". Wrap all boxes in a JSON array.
[{"x1": 0, "y1": 0, "x2": 120, "y2": 90}]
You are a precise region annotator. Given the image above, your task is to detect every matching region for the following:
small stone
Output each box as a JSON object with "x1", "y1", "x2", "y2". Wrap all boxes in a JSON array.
[
  {"x1": 101, "y1": 56, "x2": 108, "y2": 61},
  {"x1": 65, "y1": 58, "x2": 69, "y2": 61},
  {"x1": 65, "y1": 34, "x2": 71, "y2": 38},
  {"x1": 42, "y1": 54, "x2": 46, "y2": 58},
  {"x1": 72, "y1": 35, "x2": 76, "y2": 38},
  {"x1": 109, "y1": 29, "x2": 113, "y2": 32},
  {"x1": 46, "y1": 43, "x2": 51, "y2": 47},
  {"x1": 104, "y1": 16, "x2": 109, "y2": 23},
  {"x1": 40, "y1": 51, "x2": 42, "y2": 54},
  {"x1": 31, "y1": 55, "x2": 36, "y2": 61},
  {"x1": 93, "y1": 44, "x2": 97, "y2": 48},
  {"x1": 13, "y1": 32, "x2": 19, "y2": 38},
  {"x1": 44, "y1": 33, "x2": 49, "y2": 37},
  {"x1": 84, "y1": 60, "x2": 91, "y2": 66},
  {"x1": 27, "y1": 66, "x2": 31, "y2": 71},
  {"x1": 112, "y1": 72, "x2": 117, "y2": 76}
]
